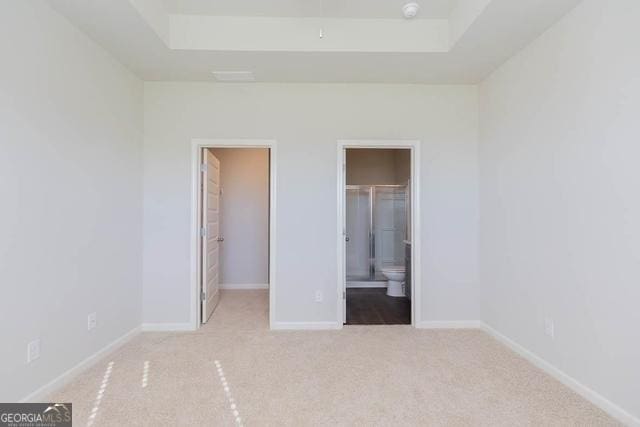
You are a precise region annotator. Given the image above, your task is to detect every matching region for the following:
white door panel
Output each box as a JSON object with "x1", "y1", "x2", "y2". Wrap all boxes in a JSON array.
[{"x1": 202, "y1": 150, "x2": 221, "y2": 323}]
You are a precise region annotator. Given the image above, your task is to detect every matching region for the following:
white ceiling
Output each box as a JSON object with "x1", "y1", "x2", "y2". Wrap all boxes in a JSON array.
[
  {"x1": 49, "y1": 0, "x2": 583, "y2": 84},
  {"x1": 162, "y1": 0, "x2": 457, "y2": 19}
]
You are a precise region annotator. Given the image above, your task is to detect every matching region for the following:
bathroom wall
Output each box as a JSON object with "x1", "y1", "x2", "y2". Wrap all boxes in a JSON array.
[
  {"x1": 208, "y1": 148, "x2": 269, "y2": 287},
  {"x1": 394, "y1": 149, "x2": 411, "y2": 184},
  {"x1": 346, "y1": 149, "x2": 410, "y2": 185}
]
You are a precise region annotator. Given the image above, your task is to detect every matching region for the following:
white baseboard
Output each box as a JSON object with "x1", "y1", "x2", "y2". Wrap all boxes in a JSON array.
[
  {"x1": 482, "y1": 323, "x2": 640, "y2": 427},
  {"x1": 417, "y1": 320, "x2": 482, "y2": 329},
  {"x1": 220, "y1": 283, "x2": 269, "y2": 290},
  {"x1": 346, "y1": 281, "x2": 387, "y2": 289},
  {"x1": 20, "y1": 326, "x2": 140, "y2": 403},
  {"x1": 141, "y1": 322, "x2": 194, "y2": 332},
  {"x1": 271, "y1": 321, "x2": 342, "y2": 330}
]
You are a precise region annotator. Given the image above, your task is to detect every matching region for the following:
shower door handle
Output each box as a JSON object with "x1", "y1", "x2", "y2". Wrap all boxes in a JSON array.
[
  {"x1": 370, "y1": 233, "x2": 375, "y2": 255},
  {"x1": 369, "y1": 232, "x2": 376, "y2": 278}
]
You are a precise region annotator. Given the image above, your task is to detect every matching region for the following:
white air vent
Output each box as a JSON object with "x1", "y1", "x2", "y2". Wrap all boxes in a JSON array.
[{"x1": 212, "y1": 71, "x2": 255, "y2": 82}]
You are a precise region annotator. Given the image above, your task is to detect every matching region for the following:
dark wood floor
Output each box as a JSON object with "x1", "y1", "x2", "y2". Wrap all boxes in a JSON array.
[{"x1": 346, "y1": 288, "x2": 411, "y2": 325}]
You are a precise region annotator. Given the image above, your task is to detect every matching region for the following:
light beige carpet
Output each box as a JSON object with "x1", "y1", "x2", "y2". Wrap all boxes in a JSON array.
[{"x1": 49, "y1": 290, "x2": 618, "y2": 426}]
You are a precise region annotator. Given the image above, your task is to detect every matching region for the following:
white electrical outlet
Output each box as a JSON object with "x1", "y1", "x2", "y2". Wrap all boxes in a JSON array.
[
  {"x1": 88, "y1": 312, "x2": 97, "y2": 331},
  {"x1": 314, "y1": 290, "x2": 323, "y2": 303},
  {"x1": 544, "y1": 318, "x2": 555, "y2": 339},
  {"x1": 27, "y1": 339, "x2": 40, "y2": 363}
]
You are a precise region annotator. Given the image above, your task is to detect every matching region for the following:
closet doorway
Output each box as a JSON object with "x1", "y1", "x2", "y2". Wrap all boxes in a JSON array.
[{"x1": 191, "y1": 139, "x2": 277, "y2": 330}]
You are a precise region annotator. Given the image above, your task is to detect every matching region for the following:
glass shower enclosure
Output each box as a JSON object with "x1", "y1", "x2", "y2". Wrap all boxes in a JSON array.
[{"x1": 345, "y1": 185, "x2": 408, "y2": 282}]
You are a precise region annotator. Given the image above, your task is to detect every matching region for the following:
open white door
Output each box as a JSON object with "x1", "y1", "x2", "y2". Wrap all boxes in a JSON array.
[
  {"x1": 341, "y1": 149, "x2": 347, "y2": 324},
  {"x1": 201, "y1": 150, "x2": 221, "y2": 323}
]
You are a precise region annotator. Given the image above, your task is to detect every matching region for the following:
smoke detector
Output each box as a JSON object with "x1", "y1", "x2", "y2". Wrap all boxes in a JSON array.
[{"x1": 402, "y1": 2, "x2": 420, "y2": 19}]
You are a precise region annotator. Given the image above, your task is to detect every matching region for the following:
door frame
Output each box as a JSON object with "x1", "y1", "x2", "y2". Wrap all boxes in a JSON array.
[
  {"x1": 190, "y1": 138, "x2": 277, "y2": 330},
  {"x1": 337, "y1": 140, "x2": 421, "y2": 327}
]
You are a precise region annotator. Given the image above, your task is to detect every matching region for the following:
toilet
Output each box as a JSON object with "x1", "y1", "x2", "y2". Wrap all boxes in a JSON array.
[{"x1": 381, "y1": 266, "x2": 406, "y2": 297}]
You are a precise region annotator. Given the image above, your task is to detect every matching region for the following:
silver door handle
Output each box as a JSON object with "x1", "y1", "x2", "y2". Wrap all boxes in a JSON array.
[{"x1": 216, "y1": 237, "x2": 224, "y2": 242}]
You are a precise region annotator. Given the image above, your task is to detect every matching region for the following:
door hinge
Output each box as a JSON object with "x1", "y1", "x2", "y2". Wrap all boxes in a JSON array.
[
  {"x1": 343, "y1": 291, "x2": 346, "y2": 299},
  {"x1": 200, "y1": 163, "x2": 208, "y2": 173},
  {"x1": 201, "y1": 290, "x2": 206, "y2": 301},
  {"x1": 200, "y1": 226, "x2": 207, "y2": 237}
]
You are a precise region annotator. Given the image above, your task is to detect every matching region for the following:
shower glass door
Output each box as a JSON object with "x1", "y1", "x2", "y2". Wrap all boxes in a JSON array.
[
  {"x1": 373, "y1": 187, "x2": 407, "y2": 280},
  {"x1": 345, "y1": 186, "x2": 371, "y2": 281},
  {"x1": 346, "y1": 185, "x2": 407, "y2": 282}
]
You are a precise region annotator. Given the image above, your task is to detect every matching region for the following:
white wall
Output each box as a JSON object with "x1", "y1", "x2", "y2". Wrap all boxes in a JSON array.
[
  {"x1": 143, "y1": 83, "x2": 479, "y2": 325},
  {"x1": 0, "y1": 2, "x2": 143, "y2": 402},
  {"x1": 479, "y1": 0, "x2": 640, "y2": 421},
  {"x1": 209, "y1": 148, "x2": 269, "y2": 286}
]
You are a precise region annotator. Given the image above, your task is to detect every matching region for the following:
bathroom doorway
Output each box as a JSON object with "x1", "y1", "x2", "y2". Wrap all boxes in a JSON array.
[{"x1": 337, "y1": 142, "x2": 420, "y2": 326}]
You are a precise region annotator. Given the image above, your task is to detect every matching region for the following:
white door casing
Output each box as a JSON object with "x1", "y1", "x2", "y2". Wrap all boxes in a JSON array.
[{"x1": 202, "y1": 150, "x2": 221, "y2": 323}]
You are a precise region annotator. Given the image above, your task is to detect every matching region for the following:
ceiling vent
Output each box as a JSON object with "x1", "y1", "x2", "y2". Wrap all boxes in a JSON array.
[{"x1": 212, "y1": 71, "x2": 255, "y2": 82}]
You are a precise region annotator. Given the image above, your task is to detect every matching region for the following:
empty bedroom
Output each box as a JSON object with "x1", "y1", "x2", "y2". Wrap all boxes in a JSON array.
[{"x1": 1, "y1": 0, "x2": 638, "y2": 425}]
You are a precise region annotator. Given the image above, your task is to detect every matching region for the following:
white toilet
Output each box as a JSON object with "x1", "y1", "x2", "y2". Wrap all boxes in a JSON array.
[{"x1": 381, "y1": 266, "x2": 406, "y2": 297}]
